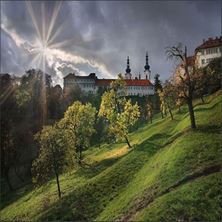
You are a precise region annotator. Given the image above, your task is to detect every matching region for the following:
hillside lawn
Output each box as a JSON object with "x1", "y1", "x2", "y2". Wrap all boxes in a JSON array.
[{"x1": 0, "y1": 90, "x2": 221, "y2": 221}]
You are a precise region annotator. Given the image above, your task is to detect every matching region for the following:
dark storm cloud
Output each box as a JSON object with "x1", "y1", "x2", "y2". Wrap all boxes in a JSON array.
[{"x1": 1, "y1": 0, "x2": 221, "y2": 85}]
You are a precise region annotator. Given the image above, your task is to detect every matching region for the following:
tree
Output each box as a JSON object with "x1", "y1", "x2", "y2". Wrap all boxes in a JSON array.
[
  {"x1": 158, "y1": 89, "x2": 167, "y2": 119},
  {"x1": 162, "y1": 80, "x2": 176, "y2": 120},
  {"x1": 166, "y1": 44, "x2": 197, "y2": 129},
  {"x1": 1, "y1": 74, "x2": 18, "y2": 191},
  {"x1": 59, "y1": 101, "x2": 96, "y2": 165},
  {"x1": 153, "y1": 74, "x2": 163, "y2": 111},
  {"x1": 202, "y1": 58, "x2": 221, "y2": 94},
  {"x1": 32, "y1": 124, "x2": 66, "y2": 198},
  {"x1": 147, "y1": 101, "x2": 153, "y2": 123},
  {"x1": 176, "y1": 97, "x2": 183, "y2": 113},
  {"x1": 154, "y1": 74, "x2": 162, "y2": 93},
  {"x1": 99, "y1": 75, "x2": 140, "y2": 148},
  {"x1": 48, "y1": 85, "x2": 63, "y2": 120}
]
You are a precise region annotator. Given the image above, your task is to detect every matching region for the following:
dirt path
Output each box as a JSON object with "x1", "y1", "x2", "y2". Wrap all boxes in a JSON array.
[{"x1": 116, "y1": 164, "x2": 222, "y2": 221}]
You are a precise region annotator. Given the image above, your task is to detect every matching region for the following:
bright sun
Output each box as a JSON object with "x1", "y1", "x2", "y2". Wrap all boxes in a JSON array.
[{"x1": 26, "y1": 1, "x2": 67, "y2": 72}]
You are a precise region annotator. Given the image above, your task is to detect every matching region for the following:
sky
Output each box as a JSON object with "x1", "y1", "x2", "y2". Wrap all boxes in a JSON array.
[{"x1": 1, "y1": 1, "x2": 221, "y2": 86}]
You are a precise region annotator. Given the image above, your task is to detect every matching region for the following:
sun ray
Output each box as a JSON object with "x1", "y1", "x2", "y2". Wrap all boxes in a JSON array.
[
  {"x1": 30, "y1": 53, "x2": 41, "y2": 68},
  {"x1": 46, "y1": 1, "x2": 63, "y2": 43},
  {"x1": 41, "y1": 2, "x2": 46, "y2": 46},
  {"x1": 47, "y1": 20, "x2": 69, "y2": 46},
  {"x1": 48, "y1": 38, "x2": 76, "y2": 49},
  {"x1": 26, "y1": 1, "x2": 43, "y2": 42}
]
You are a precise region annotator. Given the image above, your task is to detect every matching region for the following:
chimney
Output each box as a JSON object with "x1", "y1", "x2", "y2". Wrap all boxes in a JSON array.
[
  {"x1": 139, "y1": 73, "x2": 141, "y2": 79},
  {"x1": 203, "y1": 39, "x2": 205, "y2": 43}
]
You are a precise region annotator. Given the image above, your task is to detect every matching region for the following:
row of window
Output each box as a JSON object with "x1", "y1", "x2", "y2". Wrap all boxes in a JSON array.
[
  {"x1": 127, "y1": 92, "x2": 150, "y2": 96},
  {"x1": 81, "y1": 84, "x2": 95, "y2": 88},
  {"x1": 65, "y1": 83, "x2": 154, "y2": 91},
  {"x1": 127, "y1": 86, "x2": 153, "y2": 90},
  {"x1": 201, "y1": 58, "x2": 214, "y2": 64},
  {"x1": 201, "y1": 47, "x2": 222, "y2": 55}
]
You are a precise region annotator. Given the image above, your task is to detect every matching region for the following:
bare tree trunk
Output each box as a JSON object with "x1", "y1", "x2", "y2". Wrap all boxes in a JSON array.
[
  {"x1": 51, "y1": 147, "x2": 61, "y2": 198},
  {"x1": 178, "y1": 106, "x2": 181, "y2": 113},
  {"x1": 55, "y1": 169, "x2": 61, "y2": 198},
  {"x1": 168, "y1": 108, "x2": 174, "y2": 120},
  {"x1": 161, "y1": 111, "x2": 164, "y2": 119},
  {"x1": 201, "y1": 96, "x2": 205, "y2": 103},
  {"x1": 125, "y1": 136, "x2": 132, "y2": 148},
  {"x1": 187, "y1": 98, "x2": 196, "y2": 129}
]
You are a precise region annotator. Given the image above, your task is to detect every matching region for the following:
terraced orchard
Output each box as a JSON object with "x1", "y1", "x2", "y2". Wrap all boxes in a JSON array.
[{"x1": 1, "y1": 90, "x2": 221, "y2": 221}]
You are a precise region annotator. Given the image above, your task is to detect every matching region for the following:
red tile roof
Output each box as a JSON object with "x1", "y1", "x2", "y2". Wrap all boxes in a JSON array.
[
  {"x1": 96, "y1": 79, "x2": 153, "y2": 86},
  {"x1": 195, "y1": 36, "x2": 222, "y2": 51},
  {"x1": 96, "y1": 79, "x2": 114, "y2": 86}
]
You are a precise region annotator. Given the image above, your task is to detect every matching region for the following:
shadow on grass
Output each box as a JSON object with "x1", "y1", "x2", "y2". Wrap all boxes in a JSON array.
[
  {"x1": 194, "y1": 100, "x2": 221, "y2": 112},
  {"x1": 0, "y1": 183, "x2": 33, "y2": 210},
  {"x1": 197, "y1": 125, "x2": 221, "y2": 133},
  {"x1": 36, "y1": 138, "x2": 162, "y2": 221},
  {"x1": 75, "y1": 156, "x2": 122, "y2": 179}
]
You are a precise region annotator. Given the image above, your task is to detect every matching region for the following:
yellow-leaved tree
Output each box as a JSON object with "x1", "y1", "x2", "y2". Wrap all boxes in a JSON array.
[
  {"x1": 59, "y1": 101, "x2": 96, "y2": 165},
  {"x1": 99, "y1": 74, "x2": 140, "y2": 148}
]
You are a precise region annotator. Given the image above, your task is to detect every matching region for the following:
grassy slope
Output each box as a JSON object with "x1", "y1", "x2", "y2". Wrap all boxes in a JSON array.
[{"x1": 0, "y1": 90, "x2": 221, "y2": 221}]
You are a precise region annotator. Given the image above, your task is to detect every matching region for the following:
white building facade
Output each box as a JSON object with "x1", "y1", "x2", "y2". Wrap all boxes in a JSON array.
[
  {"x1": 195, "y1": 37, "x2": 222, "y2": 68},
  {"x1": 64, "y1": 54, "x2": 154, "y2": 96}
]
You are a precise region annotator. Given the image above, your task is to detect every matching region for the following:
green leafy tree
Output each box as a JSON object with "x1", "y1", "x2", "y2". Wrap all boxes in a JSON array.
[
  {"x1": 60, "y1": 101, "x2": 96, "y2": 164},
  {"x1": 99, "y1": 75, "x2": 140, "y2": 148},
  {"x1": 153, "y1": 74, "x2": 162, "y2": 111},
  {"x1": 204, "y1": 57, "x2": 221, "y2": 93},
  {"x1": 32, "y1": 124, "x2": 66, "y2": 198},
  {"x1": 154, "y1": 74, "x2": 163, "y2": 93}
]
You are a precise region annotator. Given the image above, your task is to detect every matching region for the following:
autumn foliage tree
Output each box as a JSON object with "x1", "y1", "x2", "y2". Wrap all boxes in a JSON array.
[
  {"x1": 162, "y1": 80, "x2": 176, "y2": 120},
  {"x1": 166, "y1": 44, "x2": 198, "y2": 129},
  {"x1": 60, "y1": 101, "x2": 96, "y2": 165},
  {"x1": 99, "y1": 75, "x2": 140, "y2": 148},
  {"x1": 147, "y1": 101, "x2": 153, "y2": 123},
  {"x1": 157, "y1": 89, "x2": 167, "y2": 119}
]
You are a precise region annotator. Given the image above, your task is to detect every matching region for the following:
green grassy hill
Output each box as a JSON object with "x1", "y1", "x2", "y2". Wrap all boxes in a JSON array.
[{"x1": 1, "y1": 90, "x2": 222, "y2": 221}]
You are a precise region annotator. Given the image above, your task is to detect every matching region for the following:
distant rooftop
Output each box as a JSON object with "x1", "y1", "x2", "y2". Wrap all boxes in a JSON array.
[{"x1": 195, "y1": 36, "x2": 222, "y2": 51}]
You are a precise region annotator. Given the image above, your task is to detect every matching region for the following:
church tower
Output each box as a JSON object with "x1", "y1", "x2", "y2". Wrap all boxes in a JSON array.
[
  {"x1": 144, "y1": 52, "x2": 151, "y2": 80},
  {"x1": 125, "y1": 56, "x2": 132, "y2": 79}
]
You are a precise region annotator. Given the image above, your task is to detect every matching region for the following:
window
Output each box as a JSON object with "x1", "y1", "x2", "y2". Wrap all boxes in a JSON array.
[
  {"x1": 206, "y1": 58, "x2": 213, "y2": 63},
  {"x1": 201, "y1": 59, "x2": 205, "y2": 65},
  {"x1": 206, "y1": 47, "x2": 219, "y2": 54}
]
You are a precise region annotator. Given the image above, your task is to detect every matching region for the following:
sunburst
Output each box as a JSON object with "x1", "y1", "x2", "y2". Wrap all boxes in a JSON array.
[{"x1": 25, "y1": 1, "x2": 69, "y2": 124}]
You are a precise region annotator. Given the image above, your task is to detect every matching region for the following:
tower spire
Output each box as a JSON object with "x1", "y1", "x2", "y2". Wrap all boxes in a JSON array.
[
  {"x1": 125, "y1": 56, "x2": 132, "y2": 79},
  {"x1": 126, "y1": 56, "x2": 131, "y2": 73},
  {"x1": 144, "y1": 51, "x2": 150, "y2": 71}
]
